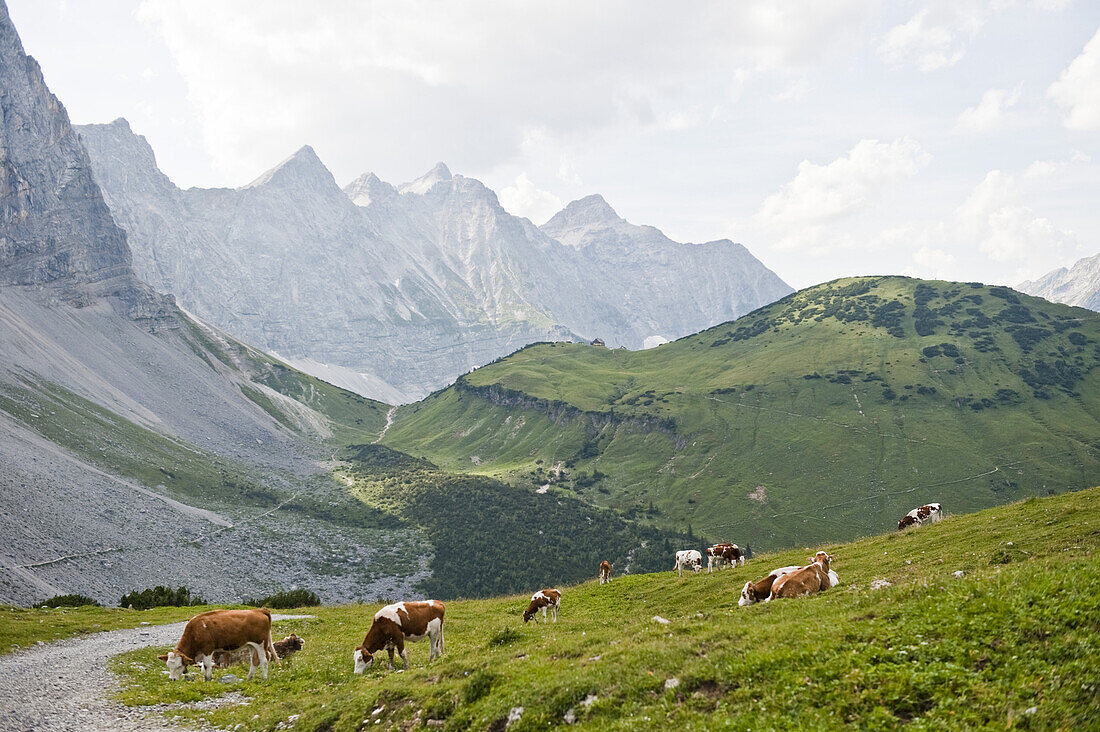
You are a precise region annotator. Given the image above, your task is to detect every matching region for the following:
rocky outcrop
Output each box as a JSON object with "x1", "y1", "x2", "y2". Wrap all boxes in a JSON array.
[
  {"x1": 1019, "y1": 252, "x2": 1100, "y2": 312},
  {"x1": 0, "y1": 3, "x2": 169, "y2": 322},
  {"x1": 77, "y1": 122, "x2": 791, "y2": 402}
]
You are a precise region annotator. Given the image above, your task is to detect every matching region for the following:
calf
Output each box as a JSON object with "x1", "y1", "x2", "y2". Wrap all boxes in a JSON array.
[
  {"x1": 159, "y1": 608, "x2": 276, "y2": 681},
  {"x1": 706, "y1": 543, "x2": 745, "y2": 571},
  {"x1": 598, "y1": 560, "x2": 612, "y2": 585},
  {"x1": 523, "y1": 588, "x2": 561, "y2": 623},
  {"x1": 353, "y1": 600, "x2": 445, "y2": 673},
  {"x1": 738, "y1": 565, "x2": 803, "y2": 606},
  {"x1": 898, "y1": 503, "x2": 943, "y2": 530},
  {"x1": 770, "y1": 552, "x2": 835, "y2": 600},
  {"x1": 674, "y1": 549, "x2": 703, "y2": 577},
  {"x1": 214, "y1": 633, "x2": 304, "y2": 668}
]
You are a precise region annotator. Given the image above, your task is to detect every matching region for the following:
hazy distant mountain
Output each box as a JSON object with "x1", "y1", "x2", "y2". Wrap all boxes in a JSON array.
[
  {"x1": 1018, "y1": 252, "x2": 1100, "y2": 311},
  {"x1": 78, "y1": 121, "x2": 791, "y2": 402}
]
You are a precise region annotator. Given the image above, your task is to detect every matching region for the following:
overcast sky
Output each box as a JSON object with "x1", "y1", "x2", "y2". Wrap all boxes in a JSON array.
[{"x1": 8, "y1": 0, "x2": 1099, "y2": 289}]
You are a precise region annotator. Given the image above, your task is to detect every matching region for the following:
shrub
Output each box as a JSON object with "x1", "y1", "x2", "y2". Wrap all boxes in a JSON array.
[
  {"x1": 119, "y1": 585, "x2": 205, "y2": 610},
  {"x1": 39, "y1": 593, "x2": 100, "y2": 608},
  {"x1": 246, "y1": 589, "x2": 321, "y2": 608}
]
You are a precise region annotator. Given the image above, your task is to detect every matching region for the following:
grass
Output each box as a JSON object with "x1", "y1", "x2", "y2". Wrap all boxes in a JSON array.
[
  {"x1": 104, "y1": 486, "x2": 1100, "y2": 730},
  {"x1": 0, "y1": 605, "x2": 223, "y2": 656},
  {"x1": 384, "y1": 277, "x2": 1100, "y2": 552}
]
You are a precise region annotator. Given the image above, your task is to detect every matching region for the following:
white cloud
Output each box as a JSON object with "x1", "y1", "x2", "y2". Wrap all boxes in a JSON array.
[
  {"x1": 877, "y1": 4, "x2": 985, "y2": 72},
  {"x1": 1048, "y1": 26, "x2": 1100, "y2": 130},
  {"x1": 755, "y1": 138, "x2": 931, "y2": 251},
  {"x1": 1029, "y1": 0, "x2": 1073, "y2": 11},
  {"x1": 498, "y1": 173, "x2": 563, "y2": 225},
  {"x1": 956, "y1": 170, "x2": 1074, "y2": 261},
  {"x1": 955, "y1": 83, "x2": 1023, "y2": 132},
  {"x1": 913, "y1": 245, "x2": 957, "y2": 277},
  {"x1": 133, "y1": 0, "x2": 874, "y2": 185}
]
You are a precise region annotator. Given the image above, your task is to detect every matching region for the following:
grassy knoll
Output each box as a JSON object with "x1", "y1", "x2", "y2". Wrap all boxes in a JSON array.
[
  {"x1": 0, "y1": 605, "x2": 226, "y2": 656},
  {"x1": 384, "y1": 277, "x2": 1100, "y2": 552},
  {"x1": 109, "y1": 487, "x2": 1100, "y2": 730}
]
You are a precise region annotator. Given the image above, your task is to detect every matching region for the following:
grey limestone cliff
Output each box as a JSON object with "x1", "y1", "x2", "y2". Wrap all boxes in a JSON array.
[
  {"x1": 1019, "y1": 252, "x2": 1100, "y2": 312},
  {"x1": 79, "y1": 121, "x2": 793, "y2": 401}
]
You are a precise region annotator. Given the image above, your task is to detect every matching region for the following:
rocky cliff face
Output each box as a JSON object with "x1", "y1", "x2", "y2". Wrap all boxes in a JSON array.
[
  {"x1": 0, "y1": 5, "x2": 168, "y2": 321},
  {"x1": 78, "y1": 121, "x2": 792, "y2": 401},
  {"x1": 1019, "y1": 252, "x2": 1100, "y2": 312}
]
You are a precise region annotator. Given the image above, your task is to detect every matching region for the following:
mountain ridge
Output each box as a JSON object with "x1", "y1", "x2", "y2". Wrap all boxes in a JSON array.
[{"x1": 77, "y1": 119, "x2": 793, "y2": 401}]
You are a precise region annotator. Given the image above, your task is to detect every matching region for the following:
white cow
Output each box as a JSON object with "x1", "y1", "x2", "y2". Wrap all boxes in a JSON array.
[{"x1": 674, "y1": 549, "x2": 703, "y2": 577}]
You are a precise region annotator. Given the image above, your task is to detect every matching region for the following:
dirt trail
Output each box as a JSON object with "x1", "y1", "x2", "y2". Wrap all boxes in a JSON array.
[{"x1": 0, "y1": 614, "x2": 311, "y2": 732}]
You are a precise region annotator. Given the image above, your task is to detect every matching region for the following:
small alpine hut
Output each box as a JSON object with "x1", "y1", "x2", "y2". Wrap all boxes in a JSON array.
[{"x1": 590, "y1": 338, "x2": 606, "y2": 347}]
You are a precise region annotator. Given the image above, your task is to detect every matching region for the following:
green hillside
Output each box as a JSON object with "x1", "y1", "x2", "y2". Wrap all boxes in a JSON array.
[
  {"x1": 384, "y1": 277, "x2": 1100, "y2": 552},
  {"x1": 110, "y1": 487, "x2": 1100, "y2": 730}
]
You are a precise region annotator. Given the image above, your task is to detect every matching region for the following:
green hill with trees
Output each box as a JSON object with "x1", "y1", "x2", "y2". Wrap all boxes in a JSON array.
[{"x1": 383, "y1": 276, "x2": 1100, "y2": 552}]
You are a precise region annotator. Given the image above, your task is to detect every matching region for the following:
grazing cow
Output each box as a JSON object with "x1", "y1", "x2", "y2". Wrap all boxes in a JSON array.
[
  {"x1": 523, "y1": 588, "x2": 561, "y2": 623},
  {"x1": 214, "y1": 633, "x2": 304, "y2": 668},
  {"x1": 706, "y1": 543, "x2": 745, "y2": 571},
  {"x1": 159, "y1": 608, "x2": 277, "y2": 681},
  {"x1": 738, "y1": 565, "x2": 803, "y2": 606},
  {"x1": 598, "y1": 560, "x2": 613, "y2": 585},
  {"x1": 770, "y1": 552, "x2": 835, "y2": 599},
  {"x1": 353, "y1": 600, "x2": 445, "y2": 674},
  {"x1": 674, "y1": 549, "x2": 703, "y2": 577},
  {"x1": 898, "y1": 503, "x2": 943, "y2": 531}
]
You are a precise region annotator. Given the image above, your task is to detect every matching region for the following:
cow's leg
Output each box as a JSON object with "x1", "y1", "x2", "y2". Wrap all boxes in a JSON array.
[
  {"x1": 552, "y1": 603, "x2": 558, "y2": 622},
  {"x1": 247, "y1": 642, "x2": 268, "y2": 680},
  {"x1": 265, "y1": 631, "x2": 279, "y2": 664},
  {"x1": 397, "y1": 640, "x2": 408, "y2": 669},
  {"x1": 386, "y1": 646, "x2": 395, "y2": 670}
]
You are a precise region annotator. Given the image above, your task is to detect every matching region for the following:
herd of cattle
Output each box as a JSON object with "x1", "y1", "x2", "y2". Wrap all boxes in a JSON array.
[{"x1": 158, "y1": 503, "x2": 943, "y2": 681}]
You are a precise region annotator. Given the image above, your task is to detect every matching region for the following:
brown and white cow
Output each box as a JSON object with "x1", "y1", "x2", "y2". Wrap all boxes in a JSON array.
[
  {"x1": 353, "y1": 600, "x2": 445, "y2": 673},
  {"x1": 159, "y1": 608, "x2": 277, "y2": 681},
  {"x1": 770, "y1": 552, "x2": 835, "y2": 600},
  {"x1": 706, "y1": 543, "x2": 745, "y2": 571},
  {"x1": 738, "y1": 565, "x2": 803, "y2": 606},
  {"x1": 598, "y1": 560, "x2": 612, "y2": 585},
  {"x1": 214, "y1": 633, "x2": 304, "y2": 668},
  {"x1": 898, "y1": 502, "x2": 943, "y2": 530},
  {"x1": 523, "y1": 588, "x2": 561, "y2": 623},
  {"x1": 674, "y1": 549, "x2": 703, "y2": 577}
]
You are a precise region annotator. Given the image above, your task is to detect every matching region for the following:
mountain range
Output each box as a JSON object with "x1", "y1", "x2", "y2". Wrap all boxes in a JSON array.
[
  {"x1": 76, "y1": 120, "x2": 792, "y2": 402},
  {"x1": 1019, "y1": 251, "x2": 1100, "y2": 312}
]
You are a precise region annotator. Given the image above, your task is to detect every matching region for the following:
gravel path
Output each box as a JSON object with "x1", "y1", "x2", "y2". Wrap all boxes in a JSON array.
[{"x1": 0, "y1": 615, "x2": 312, "y2": 732}]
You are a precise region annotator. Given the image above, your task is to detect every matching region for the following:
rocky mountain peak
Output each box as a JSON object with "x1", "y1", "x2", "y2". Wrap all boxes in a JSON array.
[
  {"x1": 244, "y1": 144, "x2": 336, "y2": 191},
  {"x1": 544, "y1": 194, "x2": 622, "y2": 230},
  {"x1": 0, "y1": 2, "x2": 168, "y2": 319},
  {"x1": 399, "y1": 162, "x2": 452, "y2": 195},
  {"x1": 344, "y1": 171, "x2": 397, "y2": 207}
]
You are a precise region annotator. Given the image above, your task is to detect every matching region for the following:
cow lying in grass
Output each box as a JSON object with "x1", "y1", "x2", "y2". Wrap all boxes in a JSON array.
[
  {"x1": 213, "y1": 633, "x2": 304, "y2": 668},
  {"x1": 159, "y1": 608, "x2": 277, "y2": 681},
  {"x1": 353, "y1": 600, "x2": 445, "y2": 673},
  {"x1": 738, "y1": 565, "x2": 803, "y2": 606},
  {"x1": 898, "y1": 503, "x2": 943, "y2": 530},
  {"x1": 770, "y1": 552, "x2": 835, "y2": 600},
  {"x1": 523, "y1": 588, "x2": 561, "y2": 623},
  {"x1": 598, "y1": 560, "x2": 612, "y2": 585},
  {"x1": 674, "y1": 549, "x2": 703, "y2": 577}
]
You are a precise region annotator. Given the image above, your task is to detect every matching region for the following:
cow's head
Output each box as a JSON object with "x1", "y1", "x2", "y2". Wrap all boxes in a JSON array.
[
  {"x1": 522, "y1": 608, "x2": 536, "y2": 623},
  {"x1": 283, "y1": 634, "x2": 305, "y2": 652},
  {"x1": 809, "y1": 551, "x2": 833, "y2": 569},
  {"x1": 352, "y1": 647, "x2": 373, "y2": 674},
  {"x1": 898, "y1": 515, "x2": 917, "y2": 530},
  {"x1": 738, "y1": 581, "x2": 760, "y2": 607},
  {"x1": 158, "y1": 650, "x2": 193, "y2": 680}
]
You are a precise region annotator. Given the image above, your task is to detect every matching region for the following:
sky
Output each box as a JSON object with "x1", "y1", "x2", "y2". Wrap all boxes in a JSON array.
[{"x1": 7, "y1": 0, "x2": 1100, "y2": 290}]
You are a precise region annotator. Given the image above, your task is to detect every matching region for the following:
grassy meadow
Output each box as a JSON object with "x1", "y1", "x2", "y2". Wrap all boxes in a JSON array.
[{"x1": 95, "y1": 487, "x2": 1100, "y2": 730}]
